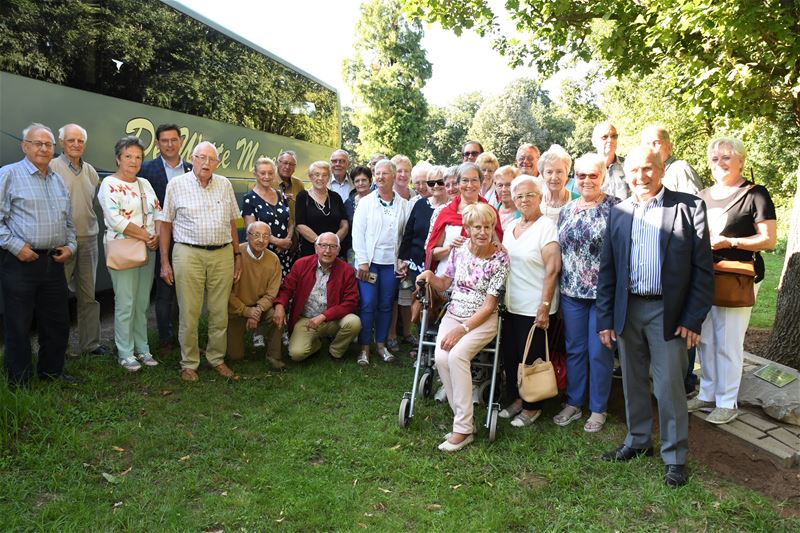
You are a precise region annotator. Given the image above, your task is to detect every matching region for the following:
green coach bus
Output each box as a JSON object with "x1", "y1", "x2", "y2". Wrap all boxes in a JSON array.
[{"x1": 0, "y1": 0, "x2": 341, "y2": 300}]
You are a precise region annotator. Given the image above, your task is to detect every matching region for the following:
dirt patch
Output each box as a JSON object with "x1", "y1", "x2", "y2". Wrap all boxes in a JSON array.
[
  {"x1": 607, "y1": 380, "x2": 799, "y2": 512},
  {"x1": 744, "y1": 327, "x2": 772, "y2": 356}
]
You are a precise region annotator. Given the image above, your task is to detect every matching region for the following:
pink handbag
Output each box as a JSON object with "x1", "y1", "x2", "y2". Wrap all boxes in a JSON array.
[{"x1": 105, "y1": 180, "x2": 148, "y2": 271}]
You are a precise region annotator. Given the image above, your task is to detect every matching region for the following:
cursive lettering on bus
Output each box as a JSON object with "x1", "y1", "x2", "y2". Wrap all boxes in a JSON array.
[
  {"x1": 126, "y1": 118, "x2": 156, "y2": 156},
  {"x1": 125, "y1": 117, "x2": 264, "y2": 171}
]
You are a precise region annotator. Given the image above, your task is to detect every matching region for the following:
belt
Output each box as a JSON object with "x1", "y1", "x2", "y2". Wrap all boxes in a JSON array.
[
  {"x1": 177, "y1": 242, "x2": 229, "y2": 251},
  {"x1": 31, "y1": 248, "x2": 54, "y2": 255},
  {"x1": 630, "y1": 292, "x2": 662, "y2": 301}
]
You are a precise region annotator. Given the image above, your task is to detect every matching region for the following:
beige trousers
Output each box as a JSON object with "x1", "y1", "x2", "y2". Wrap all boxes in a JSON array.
[
  {"x1": 284, "y1": 314, "x2": 362, "y2": 361},
  {"x1": 435, "y1": 311, "x2": 498, "y2": 434},
  {"x1": 173, "y1": 243, "x2": 233, "y2": 370}
]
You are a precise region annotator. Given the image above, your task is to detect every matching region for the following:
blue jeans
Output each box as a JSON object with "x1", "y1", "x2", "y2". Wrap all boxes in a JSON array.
[
  {"x1": 561, "y1": 294, "x2": 614, "y2": 413},
  {"x1": 357, "y1": 263, "x2": 398, "y2": 345}
]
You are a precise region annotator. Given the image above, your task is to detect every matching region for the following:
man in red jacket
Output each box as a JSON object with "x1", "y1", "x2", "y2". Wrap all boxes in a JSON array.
[{"x1": 272, "y1": 232, "x2": 361, "y2": 362}]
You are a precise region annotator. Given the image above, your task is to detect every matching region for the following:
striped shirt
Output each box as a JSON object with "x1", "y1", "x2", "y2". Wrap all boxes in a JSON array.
[
  {"x1": 158, "y1": 171, "x2": 240, "y2": 246},
  {"x1": 629, "y1": 186, "x2": 664, "y2": 296},
  {"x1": 0, "y1": 157, "x2": 77, "y2": 255}
]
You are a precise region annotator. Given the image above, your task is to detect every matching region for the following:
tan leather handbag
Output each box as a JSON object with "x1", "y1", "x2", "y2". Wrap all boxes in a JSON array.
[{"x1": 517, "y1": 324, "x2": 558, "y2": 403}]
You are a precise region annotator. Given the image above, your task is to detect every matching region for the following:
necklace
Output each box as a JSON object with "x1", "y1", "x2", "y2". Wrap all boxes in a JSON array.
[
  {"x1": 310, "y1": 189, "x2": 330, "y2": 216},
  {"x1": 545, "y1": 189, "x2": 568, "y2": 208},
  {"x1": 378, "y1": 192, "x2": 395, "y2": 214}
]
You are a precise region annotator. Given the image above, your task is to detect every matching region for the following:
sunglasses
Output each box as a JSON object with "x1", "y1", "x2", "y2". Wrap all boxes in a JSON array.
[
  {"x1": 462, "y1": 151, "x2": 480, "y2": 158},
  {"x1": 426, "y1": 179, "x2": 445, "y2": 187}
]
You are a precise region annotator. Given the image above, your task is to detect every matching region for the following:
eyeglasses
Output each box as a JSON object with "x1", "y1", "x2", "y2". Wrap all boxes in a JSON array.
[
  {"x1": 316, "y1": 243, "x2": 338, "y2": 250},
  {"x1": 600, "y1": 134, "x2": 619, "y2": 140},
  {"x1": 193, "y1": 154, "x2": 219, "y2": 164},
  {"x1": 462, "y1": 151, "x2": 480, "y2": 158},
  {"x1": 426, "y1": 179, "x2": 445, "y2": 187},
  {"x1": 247, "y1": 232, "x2": 270, "y2": 241},
  {"x1": 159, "y1": 138, "x2": 181, "y2": 145},
  {"x1": 516, "y1": 156, "x2": 536, "y2": 163},
  {"x1": 514, "y1": 192, "x2": 540, "y2": 201},
  {"x1": 64, "y1": 139, "x2": 85, "y2": 145},
  {"x1": 495, "y1": 182, "x2": 511, "y2": 188},
  {"x1": 24, "y1": 140, "x2": 54, "y2": 150},
  {"x1": 575, "y1": 173, "x2": 600, "y2": 179},
  {"x1": 331, "y1": 158, "x2": 347, "y2": 164}
]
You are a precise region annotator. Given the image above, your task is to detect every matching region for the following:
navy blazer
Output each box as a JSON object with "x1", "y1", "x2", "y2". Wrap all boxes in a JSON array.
[
  {"x1": 595, "y1": 188, "x2": 714, "y2": 340},
  {"x1": 139, "y1": 156, "x2": 192, "y2": 206}
]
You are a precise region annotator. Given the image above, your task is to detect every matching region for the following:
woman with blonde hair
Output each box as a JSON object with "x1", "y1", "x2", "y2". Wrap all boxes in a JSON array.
[
  {"x1": 417, "y1": 202, "x2": 509, "y2": 451},
  {"x1": 295, "y1": 161, "x2": 348, "y2": 258}
]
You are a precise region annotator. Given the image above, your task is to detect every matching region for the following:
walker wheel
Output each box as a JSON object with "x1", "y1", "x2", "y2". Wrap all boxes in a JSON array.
[
  {"x1": 398, "y1": 397, "x2": 411, "y2": 428},
  {"x1": 418, "y1": 371, "x2": 433, "y2": 399}
]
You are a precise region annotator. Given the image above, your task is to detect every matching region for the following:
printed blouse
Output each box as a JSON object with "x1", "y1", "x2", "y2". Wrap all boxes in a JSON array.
[{"x1": 443, "y1": 242, "x2": 509, "y2": 319}]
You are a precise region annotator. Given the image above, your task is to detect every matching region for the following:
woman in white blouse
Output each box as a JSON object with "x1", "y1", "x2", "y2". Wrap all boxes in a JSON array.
[
  {"x1": 352, "y1": 159, "x2": 409, "y2": 366},
  {"x1": 499, "y1": 175, "x2": 561, "y2": 427},
  {"x1": 98, "y1": 136, "x2": 161, "y2": 372}
]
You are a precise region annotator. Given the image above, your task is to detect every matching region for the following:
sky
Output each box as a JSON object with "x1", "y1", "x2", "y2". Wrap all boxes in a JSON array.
[{"x1": 174, "y1": 0, "x2": 544, "y2": 107}]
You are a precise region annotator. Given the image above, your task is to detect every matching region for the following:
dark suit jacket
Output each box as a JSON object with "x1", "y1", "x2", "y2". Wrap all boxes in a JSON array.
[
  {"x1": 596, "y1": 188, "x2": 714, "y2": 340},
  {"x1": 139, "y1": 156, "x2": 192, "y2": 206}
]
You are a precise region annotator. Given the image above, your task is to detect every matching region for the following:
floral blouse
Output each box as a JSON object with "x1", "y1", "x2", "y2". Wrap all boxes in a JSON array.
[
  {"x1": 98, "y1": 176, "x2": 160, "y2": 241},
  {"x1": 557, "y1": 194, "x2": 620, "y2": 299},
  {"x1": 443, "y1": 241, "x2": 509, "y2": 320}
]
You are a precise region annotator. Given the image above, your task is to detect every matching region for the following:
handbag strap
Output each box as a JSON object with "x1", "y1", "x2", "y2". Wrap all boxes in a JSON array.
[
  {"x1": 522, "y1": 323, "x2": 549, "y2": 365},
  {"x1": 136, "y1": 179, "x2": 147, "y2": 228}
]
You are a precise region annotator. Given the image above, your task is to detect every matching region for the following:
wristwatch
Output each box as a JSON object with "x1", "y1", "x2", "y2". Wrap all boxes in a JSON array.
[{"x1": 461, "y1": 323, "x2": 470, "y2": 334}]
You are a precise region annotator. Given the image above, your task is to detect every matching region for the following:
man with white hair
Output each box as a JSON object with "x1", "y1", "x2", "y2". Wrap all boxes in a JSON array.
[
  {"x1": 227, "y1": 221, "x2": 283, "y2": 369},
  {"x1": 329, "y1": 149, "x2": 353, "y2": 201},
  {"x1": 272, "y1": 232, "x2": 361, "y2": 363},
  {"x1": 158, "y1": 141, "x2": 243, "y2": 382},
  {"x1": 50, "y1": 123, "x2": 106, "y2": 357},
  {"x1": 0, "y1": 123, "x2": 77, "y2": 387}
]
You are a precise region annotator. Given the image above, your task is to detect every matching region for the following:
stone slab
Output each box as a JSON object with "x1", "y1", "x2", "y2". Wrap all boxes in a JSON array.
[
  {"x1": 738, "y1": 412, "x2": 780, "y2": 433},
  {"x1": 767, "y1": 427, "x2": 800, "y2": 450}
]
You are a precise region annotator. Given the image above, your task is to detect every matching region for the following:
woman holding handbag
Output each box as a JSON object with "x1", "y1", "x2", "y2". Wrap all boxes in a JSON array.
[
  {"x1": 416, "y1": 203, "x2": 509, "y2": 452},
  {"x1": 499, "y1": 175, "x2": 561, "y2": 428},
  {"x1": 98, "y1": 136, "x2": 161, "y2": 372},
  {"x1": 689, "y1": 138, "x2": 776, "y2": 425}
]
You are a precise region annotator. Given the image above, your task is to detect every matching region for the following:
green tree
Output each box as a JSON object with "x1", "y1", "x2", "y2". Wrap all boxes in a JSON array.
[
  {"x1": 468, "y1": 78, "x2": 572, "y2": 164},
  {"x1": 343, "y1": 0, "x2": 432, "y2": 160},
  {"x1": 340, "y1": 106, "x2": 360, "y2": 155},
  {"x1": 418, "y1": 92, "x2": 483, "y2": 164}
]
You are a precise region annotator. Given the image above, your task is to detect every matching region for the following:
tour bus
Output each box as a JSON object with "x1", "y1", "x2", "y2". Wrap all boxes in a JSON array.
[{"x1": 0, "y1": 0, "x2": 341, "y2": 305}]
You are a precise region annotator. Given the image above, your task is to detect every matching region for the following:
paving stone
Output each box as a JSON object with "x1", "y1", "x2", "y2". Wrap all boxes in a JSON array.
[
  {"x1": 767, "y1": 427, "x2": 800, "y2": 450},
  {"x1": 738, "y1": 412, "x2": 780, "y2": 433},
  {"x1": 713, "y1": 421, "x2": 797, "y2": 467}
]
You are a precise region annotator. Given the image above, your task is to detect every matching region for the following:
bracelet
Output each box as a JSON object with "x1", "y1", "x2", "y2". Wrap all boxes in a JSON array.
[{"x1": 541, "y1": 301, "x2": 551, "y2": 307}]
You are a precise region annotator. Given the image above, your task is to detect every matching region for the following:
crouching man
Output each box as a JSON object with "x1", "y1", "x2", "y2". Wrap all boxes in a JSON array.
[
  {"x1": 272, "y1": 232, "x2": 361, "y2": 362},
  {"x1": 228, "y1": 221, "x2": 284, "y2": 368}
]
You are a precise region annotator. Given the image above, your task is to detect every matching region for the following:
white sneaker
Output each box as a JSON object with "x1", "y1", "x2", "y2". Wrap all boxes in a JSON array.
[
  {"x1": 136, "y1": 353, "x2": 159, "y2": 367},
  {"x1": 252, "y1": 334, "x2": 266, "y2": 348},
  {"x1": 119, "y1": 356, "x2": 141, "y2": 372}
]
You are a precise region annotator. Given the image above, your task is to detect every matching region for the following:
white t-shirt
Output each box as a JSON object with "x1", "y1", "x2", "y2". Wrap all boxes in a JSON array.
[
  {"x1": 502, "y1": 216, "x2": 560, "y2": 316},
  {"x1": 435, "y1": 225, "x2": 464, "y2": 275}
]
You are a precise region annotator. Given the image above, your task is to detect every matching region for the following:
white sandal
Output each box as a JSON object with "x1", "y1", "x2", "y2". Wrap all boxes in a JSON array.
[
  {"x1": 553, "y1": 405, "x2": 582, "y2": 427},
  {"x1": 583, "y1": 412, "x2": 607, "y2": 433}
]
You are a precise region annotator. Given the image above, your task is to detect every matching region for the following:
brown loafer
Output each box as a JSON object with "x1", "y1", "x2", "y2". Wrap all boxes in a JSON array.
[
  {"x1": 213, "y1": 363, "x2": 240, "y2": 381},
  {"x1": 179, "y1": 368, "x2": 199, "y2": 382}
]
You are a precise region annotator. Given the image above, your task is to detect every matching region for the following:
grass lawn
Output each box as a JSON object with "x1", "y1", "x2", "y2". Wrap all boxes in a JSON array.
[
  {"x1": 1, "y1": 339, "x2": 797, "y2": 531},
  {"x1": 750, "y1": 250, "x2": 784, "y2": 329}
]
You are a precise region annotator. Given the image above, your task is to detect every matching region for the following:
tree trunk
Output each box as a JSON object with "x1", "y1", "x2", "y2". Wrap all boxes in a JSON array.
[{"x1": 763, "y1": 169, "x2": 800, "y2": 368}]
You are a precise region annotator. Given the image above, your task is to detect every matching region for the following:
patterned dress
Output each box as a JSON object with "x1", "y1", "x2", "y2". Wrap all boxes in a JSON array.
[{"x1": 241, "y1": 188, "x2": 293, "y2": 277}]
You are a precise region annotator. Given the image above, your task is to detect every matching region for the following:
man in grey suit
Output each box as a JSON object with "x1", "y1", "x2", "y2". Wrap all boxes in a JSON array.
[
  {"x1": 596, "y1": 146, "x2": 714, "y2": 488},
  {"x1": 139, "y1": 124, "x2": 192, "y2": 355}
]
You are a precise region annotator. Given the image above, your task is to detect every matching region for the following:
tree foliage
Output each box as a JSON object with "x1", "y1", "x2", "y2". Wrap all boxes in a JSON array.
[
  {"x1": 0, "y1": 0, "x2": 340, "y2": 147},
  {"x1": 405, "y1": 0, "x2": 800, "y2": 130},
  {"x1": 343, "y1": 0, "x2": 432, "y2": 160},
  {"x1": 468, "y1": 78, "x2": 572, "y2": 164},
  {"x1": 417, "y1": 92, "x2": 483, "y2": 164}
]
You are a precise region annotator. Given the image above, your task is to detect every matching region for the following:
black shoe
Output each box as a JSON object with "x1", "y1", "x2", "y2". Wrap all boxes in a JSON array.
[
  {"x1": 601, "y1": 444, "x2": 654, "y2": 462},
  {"x1": 612, "y1": 366, "x2": 623, "y2": 379},
  {"x1": 90, "y1": 345, "x2": 108, "y2": 356},
  {"x1": 39, "y1": 372, "x2": 82, "y2": 384},
  {"x1": 664, "y1": 464, "x2": 688, "y2": 487}
]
